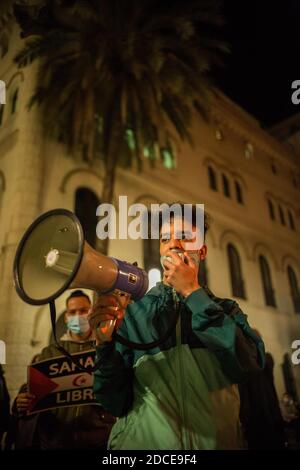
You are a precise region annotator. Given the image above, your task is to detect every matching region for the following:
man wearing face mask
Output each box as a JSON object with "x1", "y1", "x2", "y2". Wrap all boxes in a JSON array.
[
  {"x1": 90, "y1": 204, "x2": 265, "y2": 450},
  {"x1": 13, "y1": 290, "x2": 115, "y2": 449},
  {"x1": 62, "y1": 290, "x2": 94, "y2": 342}
]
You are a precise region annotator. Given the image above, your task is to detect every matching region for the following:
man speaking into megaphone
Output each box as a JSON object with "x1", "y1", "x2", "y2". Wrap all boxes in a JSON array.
[{"x1": 89, "y1": 204, "x2": 265, "y2": 451}]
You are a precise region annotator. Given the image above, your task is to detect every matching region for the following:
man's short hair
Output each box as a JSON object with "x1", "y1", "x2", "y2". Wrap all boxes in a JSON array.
[
  {"x1": 158, "y1": 202, "x2": 209, "y2": 239},
  {"x1": 66, "y1": 290, "x2": 91, "y2": 307}
]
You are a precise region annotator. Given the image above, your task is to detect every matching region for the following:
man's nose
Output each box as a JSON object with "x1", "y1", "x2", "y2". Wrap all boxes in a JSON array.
[{"x1": 168, "y1": 237, "x2": 182, "y2": 249}]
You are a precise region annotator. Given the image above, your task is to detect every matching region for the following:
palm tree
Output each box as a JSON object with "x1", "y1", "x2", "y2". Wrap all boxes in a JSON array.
[{"x1": 13, "y1": 0, "x2": 227, "y2": 253}]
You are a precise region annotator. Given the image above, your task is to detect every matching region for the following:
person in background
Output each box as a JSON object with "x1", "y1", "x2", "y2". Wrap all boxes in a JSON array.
[
  {"x1": 281, "y1": 393, "x2": 299, "y2": 423},
  {"x1": 281, "y1": 392, "x2": 300, "y2": 449},
  {"x1": 11, "y1": 290, "x2": 116, "y2": 450},
  {"x1": 239, "y1": 331, "x2": 285, "y2": 449}
]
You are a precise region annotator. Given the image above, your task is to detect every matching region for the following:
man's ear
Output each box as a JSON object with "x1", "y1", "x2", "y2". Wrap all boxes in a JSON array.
[
  {"x1": 64, "y1": 312, "x2": 68, "y2": 324},
  {"x1": 199, "y1": 244, "x2": 208, "y2": 260}
]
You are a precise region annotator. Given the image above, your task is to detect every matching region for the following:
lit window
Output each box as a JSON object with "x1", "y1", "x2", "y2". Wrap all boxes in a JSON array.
[
  {"x1": 215, "y1": 128, "x2": 223, "y2": 141},
  {"x1": 245, "y1": 142, "x2": 254, "y2": 159},
  {"x1": 143, "y1": 145, "x2": 157, "y2": 160},
  {"x1": 161, "y1": 148, "x2": 176, "y2": 169},
  {"x1": 125, "y1": 128, "x2": 136, "y2": 150}
]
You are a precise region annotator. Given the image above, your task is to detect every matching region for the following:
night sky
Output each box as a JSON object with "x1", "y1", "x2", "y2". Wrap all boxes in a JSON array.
[{"x1": 216, "y1": 0, "x2": 300, "y2": 127}]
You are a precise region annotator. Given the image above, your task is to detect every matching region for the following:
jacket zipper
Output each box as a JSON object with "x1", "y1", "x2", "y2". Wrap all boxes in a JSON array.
[{"x1": 174, "y1": 291, "x2": 190, "y2": 449}]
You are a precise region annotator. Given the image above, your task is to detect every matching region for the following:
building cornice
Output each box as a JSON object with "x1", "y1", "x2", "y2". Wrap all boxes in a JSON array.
[{"x1": 211, "y1": 88, "x2": 299, "y2": 169}]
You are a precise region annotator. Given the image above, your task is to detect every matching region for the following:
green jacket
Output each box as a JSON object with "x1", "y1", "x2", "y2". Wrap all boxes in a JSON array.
[{"x1": 93, "y1": 284, "x2": 265, "y2": 450}]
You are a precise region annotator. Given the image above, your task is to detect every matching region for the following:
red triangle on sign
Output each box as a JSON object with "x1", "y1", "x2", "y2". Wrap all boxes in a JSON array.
[{"x1": 29, "y1": 366, "x2": 58, "y2": 408}]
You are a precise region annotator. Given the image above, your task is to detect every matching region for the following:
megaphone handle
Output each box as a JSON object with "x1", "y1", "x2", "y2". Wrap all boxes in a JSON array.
[{"x1": 96, "y1": 319, "x2": 117, "y2": 343}]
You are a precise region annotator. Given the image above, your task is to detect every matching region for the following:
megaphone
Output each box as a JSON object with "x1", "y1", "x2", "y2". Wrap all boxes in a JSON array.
[{"x1": 13, "y1": 209, "x2": 148, "y2": 341}]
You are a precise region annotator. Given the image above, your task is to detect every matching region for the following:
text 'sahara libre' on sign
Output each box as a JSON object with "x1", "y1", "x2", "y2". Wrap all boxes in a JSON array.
[{"x1": 27, "y1": 349, "x2": 99, "y2": 413}]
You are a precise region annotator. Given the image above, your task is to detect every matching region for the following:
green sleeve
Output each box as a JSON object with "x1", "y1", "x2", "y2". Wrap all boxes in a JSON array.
[
  {"x1": 185, "y1": 288, "x2": 265, "y2": 383},
  {"x1": 93, "y1": 323, "x2": 134, "y2": 417},
  {"x1": 93, "y1": 292, "x2": 162, "y2": 417}
]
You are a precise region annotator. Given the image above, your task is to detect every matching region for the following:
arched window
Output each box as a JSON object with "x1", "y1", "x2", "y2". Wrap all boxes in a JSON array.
[
  {"x1": 235, "y1": 181, "x2": 243, "y2": 204},
  {"x1": 288, "y1": 211, "x2": 295, "y2": 231},
  {"x1": 161, "y1": 147, "x2": 176, "y2": 169},
  {"x1": 222, "y1": 174, "x2": 230, "y2": 198},
  {"x1": 227, "y1": 243, "x2": 245, "y2": 298},
  {"x1": 75, "y1": 187, "x2": 99, "y2": 248},
  {"x1": 10, "y1": 88, "x2": 18, "y2": 114},
  {"x1": 268, "y1": 199, "x2": 275, "y2": 220},
  {"x1": 287, "y1": 266, "x2": 300, "y2": 313},
  {"x1": 278, "y1": 205, "x2": 285, "y2": 225},
  {"x1": 259, "y1": 255, "x2": 276, "y2": 307},
  {"x1": 208, "y1": 166, "x2": 217, "y2": 191},
  {"x1": 143, "y1": 211, "x2": 161, "y2": 273}
]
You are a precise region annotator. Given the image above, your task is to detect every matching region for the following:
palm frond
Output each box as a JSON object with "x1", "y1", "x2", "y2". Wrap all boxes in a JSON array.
[{"x1": 13, "y1": 0, "x2": 229, "y2": 204}]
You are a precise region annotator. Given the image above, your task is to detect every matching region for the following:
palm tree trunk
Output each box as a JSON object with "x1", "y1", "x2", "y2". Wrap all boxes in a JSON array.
[{"x1": 99, "y1": 120, "x2": 123, "y2": 255}]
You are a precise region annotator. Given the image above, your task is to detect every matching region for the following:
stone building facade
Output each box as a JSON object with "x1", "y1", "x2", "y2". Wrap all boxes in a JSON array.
[{"x1": 1, "y1": 3, "x2": 300, "y2": 400}]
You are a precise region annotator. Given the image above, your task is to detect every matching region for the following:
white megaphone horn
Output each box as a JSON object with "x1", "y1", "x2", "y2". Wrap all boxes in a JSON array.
[{"x1": 13, "y1": 209, "x2": 149, "y2": 342}]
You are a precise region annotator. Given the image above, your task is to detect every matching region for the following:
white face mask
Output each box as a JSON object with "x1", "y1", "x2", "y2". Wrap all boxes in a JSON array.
[
  {"x1": 160, "y1": 248, "x2": 200, "y2": 271},
  {"x1": 67, "y1": 314, "x2": 90, "y2": 335}
]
